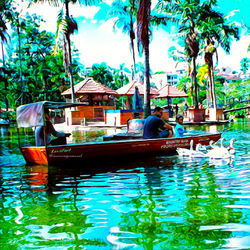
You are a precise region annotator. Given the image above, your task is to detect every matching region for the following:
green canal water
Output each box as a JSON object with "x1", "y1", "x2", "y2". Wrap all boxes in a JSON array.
[{"x1": 0, "y1": 120, "x2": 249, "y2": 249}]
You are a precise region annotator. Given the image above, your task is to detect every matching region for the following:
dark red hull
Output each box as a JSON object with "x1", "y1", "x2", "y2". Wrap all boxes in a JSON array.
[{"x1": 20, "y1": 133, "x2": 221, "y2": 166}]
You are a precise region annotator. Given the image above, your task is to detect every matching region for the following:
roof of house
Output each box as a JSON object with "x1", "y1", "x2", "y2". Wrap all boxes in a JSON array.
[
  {"x1": 61, "y1": 77, "x2": 118, "y2": 96},
  {"x1": 156, "y1": 84, "x2": 188, "y2": 98},
  {"x1": 216, "y1": 72, "x2": 242, "y2": 80},
  {"x1": 116, "y1": 80, "x2": 158, "y2": 96}
]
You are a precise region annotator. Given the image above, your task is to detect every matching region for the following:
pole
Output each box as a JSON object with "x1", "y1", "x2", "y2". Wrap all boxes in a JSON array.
[{"x1": 17, "y1": 127, "x2": 21, "y2": 148}]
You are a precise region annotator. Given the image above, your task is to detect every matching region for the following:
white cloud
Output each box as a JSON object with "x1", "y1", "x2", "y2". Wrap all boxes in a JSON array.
[
  {"x1": 15, "y1": 1, "x2": 100, "y2": 33},
  {"x1": 4, "y1": 0, "x2": 249, "y2": 73},
  {"x1": 15, "y1": 1, "x2": 60, "y2": 32},
  {"x1": 98, "y1": 18, "x2": 118, "y2": 34},
  {"x1": 72, "y1": 26, "x2": 132, "y2": 69},
  {"x1": 69, "y1": 3, "x2": 100, "y2": 19},
  {"x1": 217, "y1": 34, "x2": 250, "y2": 71}
]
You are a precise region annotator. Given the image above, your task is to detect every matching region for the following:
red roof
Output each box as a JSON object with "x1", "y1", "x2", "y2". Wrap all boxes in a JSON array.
[
  {"x1": 156, "y1": 84, "x2": 188, "y2": 98},
  {"x1": 116, "y1": 80, "x2": 158, "y2": 96},
  {"x1": 216, "y1": 72, "x2": 242, "y2": 80},
  {"x1": 61, "y1": 78, "x2": 118, "y2": 96}
]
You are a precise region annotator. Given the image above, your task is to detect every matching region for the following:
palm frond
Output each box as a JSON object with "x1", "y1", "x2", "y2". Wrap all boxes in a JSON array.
[
  {"x1": 28, "y1": 0, "x2": 59, "y2": 7},
  {"x1": 78, "y1": 0, "x2": 102, "y2": 7}
]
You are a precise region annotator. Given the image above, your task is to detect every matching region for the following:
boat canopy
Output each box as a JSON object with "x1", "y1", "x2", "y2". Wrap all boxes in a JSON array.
[{"x1": 16, "y1": 101, "x2": 82, "y2": 128}]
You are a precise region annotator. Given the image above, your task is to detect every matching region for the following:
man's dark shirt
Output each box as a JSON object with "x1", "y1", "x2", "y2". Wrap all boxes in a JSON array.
[{"x1": 143, "y1": 115, "x2": 165, "y2": 139}]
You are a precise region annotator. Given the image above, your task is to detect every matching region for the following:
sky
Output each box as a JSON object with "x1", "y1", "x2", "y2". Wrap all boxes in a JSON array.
[{"x1": 8, "y1": 0, "x2": 250, "y2": 73}]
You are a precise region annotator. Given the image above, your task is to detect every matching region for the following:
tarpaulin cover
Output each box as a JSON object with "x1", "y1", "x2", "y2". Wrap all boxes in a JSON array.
[{"x1": 16, "y1": 101, "x2": 83, "y2": 128}]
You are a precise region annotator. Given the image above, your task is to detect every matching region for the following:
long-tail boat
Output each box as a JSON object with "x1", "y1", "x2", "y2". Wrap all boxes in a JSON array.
[{"x1": 16, "y1": 101, "x2": 221, "y2": 166}]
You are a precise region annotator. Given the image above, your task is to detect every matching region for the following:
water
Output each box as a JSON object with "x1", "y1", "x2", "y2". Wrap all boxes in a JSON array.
[{"x1": 0, "y1": 120, "x2": 249, "y2": 249}]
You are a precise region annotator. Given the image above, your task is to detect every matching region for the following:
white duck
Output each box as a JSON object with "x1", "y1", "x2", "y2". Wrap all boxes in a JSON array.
[
  {"x1": 177, "y1": 140, "x2": 206, "y2": 158},
  {"x1": 176, "y1": 140, "x2": 194, "y2": 157},
  {"x1": 206, "y1": 138, "x2": 231, "y2": 159},
  {"x1": 213, "y1": 137, "x2": 225, "y2": 149},
  {"x1": 196, "y1": 140, "x2": 215, "y2": 154},
  {"x1": 227, "y1": 138, "x2": 237, "y2": 155}
]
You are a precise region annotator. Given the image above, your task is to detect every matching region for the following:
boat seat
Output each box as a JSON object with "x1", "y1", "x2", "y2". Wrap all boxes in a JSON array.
[{"x1": 103, "y1": 132, "x2": 143, "y2": 141}]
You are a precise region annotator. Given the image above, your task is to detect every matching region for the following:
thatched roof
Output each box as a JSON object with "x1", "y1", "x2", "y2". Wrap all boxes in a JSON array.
[
  {"x1": 156, "y1": 84, "x2": 188, "y2": 98},
  {"x1": 61, "y1": 78, "x2": 118, "y2": 96},
  {"x1": 116, "y1": 80, "x2": 158, "y2": 96}
]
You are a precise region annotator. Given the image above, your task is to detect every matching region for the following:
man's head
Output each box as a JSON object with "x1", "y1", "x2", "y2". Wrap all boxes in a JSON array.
[{"x1": 153, "y1": 106, "x2": 163, "y2": 118}]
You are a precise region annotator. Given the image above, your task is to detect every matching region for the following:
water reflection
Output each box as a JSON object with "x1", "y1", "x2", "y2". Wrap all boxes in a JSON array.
[{"x1": 0, "y1": 120, "x2": 249, "y2": 249}]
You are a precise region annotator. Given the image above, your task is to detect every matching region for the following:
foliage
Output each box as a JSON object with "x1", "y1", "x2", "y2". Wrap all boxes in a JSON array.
[
  {"x1": 5, "y1": 14, "x2": 83, "y2": 108},
  {"x1": 224, "y1": 79, "x2": 250, "y2": 102},
  {"x1": 108, "y1": 0, "x2": 138, "y2": 77},
  {"x1": 240, "y1": 58, "x2": 249, "y2": 74},
  {"x1": 87, "y1": 63, "x2": 115, "y2": 89},
  {"x1": 156, "y1": 0, "x2": 241, "y2": 109},
  {"x1": 87, "y1": 62, "x2": 129, "y2": 90},
  {"x1": 113, "y1": 63, "x2": 130, "y2": 88},
  {"x1": 0, "y1": 0, "x2": 247, "y2": 116}
]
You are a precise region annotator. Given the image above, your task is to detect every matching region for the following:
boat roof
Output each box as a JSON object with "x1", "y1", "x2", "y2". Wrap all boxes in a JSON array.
[{"x1": 16, "y1": 101, "x2": 82, "y2": 128}]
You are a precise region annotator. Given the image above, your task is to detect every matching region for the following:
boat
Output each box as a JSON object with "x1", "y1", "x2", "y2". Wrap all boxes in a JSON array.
[{"x1": 16, "y1": 101, "x2": 221, "y2": 166}]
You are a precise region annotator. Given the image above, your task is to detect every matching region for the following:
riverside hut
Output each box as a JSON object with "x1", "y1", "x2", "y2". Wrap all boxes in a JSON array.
[
  {"x1": 61, "y1": 78, "x2": 118, "y2": 125},
  {"x1": 116, "y1": 80, "x2": 158, "y2": 109},
  {"x1": 105, "y1": 81, "x2": 160, "y2": 125},
  {"x1": 155, "y1": 84, "x2": 188, "y2": 118}
]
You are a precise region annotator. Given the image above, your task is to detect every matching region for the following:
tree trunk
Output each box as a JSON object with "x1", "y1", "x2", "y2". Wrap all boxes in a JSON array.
[
  {"x1": 190, "y1": 81, "x2": 194, "y2": 107},
  {"x1": 204, "y1": 40, "x2": 217, "y2": 109},
  {"x1": 143, "y1": 41, "x2": 151, "y2": 118},
  {"x1": 130, "y1": 37, "x2": 136, "y2": 80},
  {"x1": 65, "y1": 0, "x2": 75, "y2": 103},
  {"x1": 192, "y1": 57, "x2": 199, "y2": 108},
  {"x1": 130, "y1": 15, "x2": 136, "y2": 80},
  {"x1": 207, "y1": 65, "x2": 213, "y2": 107},
  {"x1": 1, "y1": 43, "x2": 8, "y2": 113},
  {"x1": 210, "y1": 64, "x2": 217, "y2": 108},
  {"x1": 17, "y1": 21, "x2": 24, "y2": 104},
  {"x1": 206, "y1": 80, "x2": 210, "y2": 108}
]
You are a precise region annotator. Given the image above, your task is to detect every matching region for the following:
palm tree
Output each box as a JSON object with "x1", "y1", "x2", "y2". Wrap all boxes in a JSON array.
[
  {"x1": 156, "y1": 0, "x2": 240, "y2": 110},
  {"x1": 203, "y1": 38, "x2": 217, "y2": 107},
  {"x1": 108, "y1": 0, "x2": 137, "y2": 80},
  {"x1": 55, "y1": 3, "x2": 78, "y2": 103},
  {"x1": 31, "y1": 0, "x2": 100, "y2": 103},
  {"x1": 137, "y1": 0, "x2": 151, "y2": 118},
  {"x1": 184, "y1": 27, "x2": 200, "y2": 108},
  {"x1": 156, "y1": 0, "x2": 202, "y2": 108},
  {"x1": 198, "y1": 3, "x2": 240, "y2": 109}
]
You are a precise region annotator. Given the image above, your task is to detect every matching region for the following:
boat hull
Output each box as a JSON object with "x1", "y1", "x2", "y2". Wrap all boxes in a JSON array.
[{"x1": 20, "y1": 133, "x2": 221, "y2": 166}]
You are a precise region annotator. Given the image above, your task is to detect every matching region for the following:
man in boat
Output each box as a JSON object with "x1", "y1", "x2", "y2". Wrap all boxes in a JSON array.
[
  {"x1": 143, "y1": 106, "x2": 173, "y2": 139},
  {"x1": 35, "y1": 109, "x2": 71, "y2": 146}
]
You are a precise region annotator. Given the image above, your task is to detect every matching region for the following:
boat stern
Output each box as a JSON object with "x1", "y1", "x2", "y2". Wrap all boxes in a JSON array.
[{"x1": 20, "y1": 146, "x2": 48, "y2": 165}]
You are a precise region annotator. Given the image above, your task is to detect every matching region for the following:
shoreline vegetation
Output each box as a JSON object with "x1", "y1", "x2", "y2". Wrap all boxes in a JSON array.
[{"x1": 0, "y1": 0, "x2": 249, "y2": 121}]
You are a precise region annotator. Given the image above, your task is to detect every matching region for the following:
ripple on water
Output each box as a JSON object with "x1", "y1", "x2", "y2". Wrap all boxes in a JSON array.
[{"x1": 1, "y1": 122, "x2": 250, "y2": 249}]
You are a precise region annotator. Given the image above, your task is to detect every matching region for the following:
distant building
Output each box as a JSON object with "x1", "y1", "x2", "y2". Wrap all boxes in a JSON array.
[
  {"x1": 216, "y1": 71, "x2": 242, "y2": 84},
  {"x1": 151, "y1": 70, "x2": 186, "y2": 89}
]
